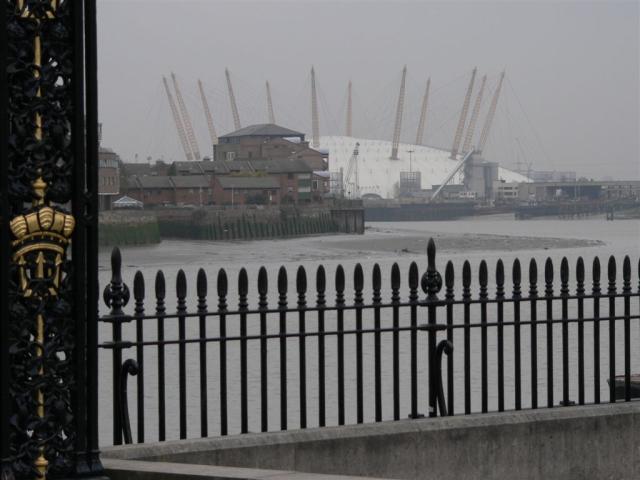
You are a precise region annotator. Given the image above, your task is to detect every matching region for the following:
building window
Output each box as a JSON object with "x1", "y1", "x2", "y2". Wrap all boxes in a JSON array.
[
  {"x1": 288, "y1": 173, "x2": 294, "y2": 180},
  {"x1": 226, "y1": 151, "x2": 236, "y2": 161}
]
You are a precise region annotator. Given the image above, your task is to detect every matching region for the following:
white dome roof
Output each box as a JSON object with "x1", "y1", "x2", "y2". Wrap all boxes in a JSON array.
[{"x1": 319, "y1": 136, "x2": 529, "y2": 199}]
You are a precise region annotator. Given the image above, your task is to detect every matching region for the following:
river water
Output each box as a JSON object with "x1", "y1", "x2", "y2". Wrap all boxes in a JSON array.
[{"x1": 97, "y1": 215, "x2": 640, "y2": 446}]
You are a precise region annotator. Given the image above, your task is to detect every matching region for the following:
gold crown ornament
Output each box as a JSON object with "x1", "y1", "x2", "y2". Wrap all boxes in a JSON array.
[{"x1": 9, "y1": 177, "x2": 75, "y2": 297}]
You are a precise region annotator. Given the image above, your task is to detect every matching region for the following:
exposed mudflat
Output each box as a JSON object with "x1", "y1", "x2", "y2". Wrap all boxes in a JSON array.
[{"x1": 321, "y1": 226, "x2": 604, "y2": 256}]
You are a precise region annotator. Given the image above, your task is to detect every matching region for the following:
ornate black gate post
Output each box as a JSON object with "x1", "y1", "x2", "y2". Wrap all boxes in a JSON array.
[{"x1": 1, "y1": 1, "x2": 104, "y2": 479}]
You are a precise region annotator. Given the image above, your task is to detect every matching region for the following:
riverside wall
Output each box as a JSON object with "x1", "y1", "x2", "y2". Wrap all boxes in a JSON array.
[
  {"x1": 99, "y1": 203, "x2": 364, "y2": 246},
  {"x1": 103, "y1": 402, "x2": 640, "y2": 480}
]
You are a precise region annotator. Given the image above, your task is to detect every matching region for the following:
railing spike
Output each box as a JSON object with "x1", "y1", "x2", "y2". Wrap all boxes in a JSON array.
[
  {"x1": 576, "y1": 257, "x2": 585, "y2": 287},
  {"x1": 529, "y1": 258, "x2": 538, "y2": 292},
  {"x1": 544, "y1": 258, "x2": 554, "y2": 288},
  {"x1": 258, "y1": 267, "x2": 268, "y2": 297},
  {"x1": 176, "y1": 270, "x2": 187, "y2": 299},
  {"x1": 134, "y1": 271, "x2": 145, "y2": 301},
  {"x1": 197, "y1": 268, "x2": 207, "y2": 299},
  {"x1": 155, "y1": 270, "x2": 166, "y2": 300},
  {"x1": 354, "y1": 263, "x2": 364, "y2": 293},
  {"x1": 512, "y1": 259, "x2": 521, "y2": 294},
  {"x1": 316, "y1": 265, "x2": 326, "y2": 296},
  {"x1": 409, "y1": 262, "x2": 419, "y2": 290},
  {"x1": 445, "y1": 261, "x2": 454, "y2": 289},
  {"x1": 335, "y1": 265, "x2": 345, "y2": 294},
  {"x1": 593, "y1": 256, "x2": 601, "y2": 283},
  {"x1": 560, "y1": 257, "x2": 569, "y2": 287},
  {"x1": 238, "y1": 268, "x2": 248, "y2": 298},
  {"x1": 479, "y1": 260, "x2": 488, "y2": 288},
  {"x1": 623, "y1": 256, "x2": 631, "y2": 283},
  {"x1": 297, "y1": 266, "x2": 307, "y2": 295},
  {"x1": 278, "y1": 266, "x2": 288, "y2": 295},
  {"x1": 217, "y1": 269, "x2": 228, "y2": 307},
  {"x1": 462, "y1": 260, "x2": 471, "y2": 288},
  {"x1": 496, "y1": 260, "x2": 505, "y2": 291},
  {"x1": 391, "y1": 263, "x2": 401, "y2": 291},
  {"x1": 372, "y1": 264, "x2": 382, "y2": 292},
  {"x1": 608, "y1": 256, "x2": 616, "y2": 285}
]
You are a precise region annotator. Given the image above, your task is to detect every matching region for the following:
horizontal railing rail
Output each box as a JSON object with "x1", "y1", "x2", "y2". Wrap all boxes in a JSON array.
[{"x1": 100, "y1": 238, "x2": 640, "y2": 446}]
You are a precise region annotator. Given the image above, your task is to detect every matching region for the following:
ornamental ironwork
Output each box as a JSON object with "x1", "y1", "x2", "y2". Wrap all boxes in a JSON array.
[{"x1": 2, "y1": 1, "x2": 102, "y2": 479}]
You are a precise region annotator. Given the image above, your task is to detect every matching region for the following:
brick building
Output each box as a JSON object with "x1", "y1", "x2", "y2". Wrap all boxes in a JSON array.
[
  {"x1": 126, "y1": 175, "x2": 211, "y2": 207},
  {"x1": 214, "y1": 123, "x2": 327, "y2": 171},
  {"x1": 212, "y1": 176, "x2": 281, "y2": 206}
]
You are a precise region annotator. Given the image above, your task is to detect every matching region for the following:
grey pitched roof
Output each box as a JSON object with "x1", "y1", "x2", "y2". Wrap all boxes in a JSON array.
[
  {"x1": 172, "y1": 161, "x2": 203, "y2": 175},
  {"x1": 170, "y1": 176, "x2": 210, "y2": 189},
  {"x1": 216, "y1": 176, "x2": 280, "y2": 190},
  {"x1": 135, "y1": 175, "x2": 173, "y2": 189},
  {"x1": 219, "y1": 123, "x2": 304, "y2": 139},
  {"x1": 252, "y1": 158, "x2": 313, "y2": 174}
]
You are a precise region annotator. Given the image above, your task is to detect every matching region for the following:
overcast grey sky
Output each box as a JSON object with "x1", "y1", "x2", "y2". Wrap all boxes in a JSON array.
[{"x1": 98, "y1": 0, "x2": 639, "y2": 179}]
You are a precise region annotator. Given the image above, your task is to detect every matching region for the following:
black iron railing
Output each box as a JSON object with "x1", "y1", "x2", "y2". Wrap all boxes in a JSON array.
[{"x1": 100, "y1": 239, "x2": 640, "y2": 446}]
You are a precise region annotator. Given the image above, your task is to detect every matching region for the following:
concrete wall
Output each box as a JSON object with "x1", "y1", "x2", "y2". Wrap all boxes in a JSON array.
[{"x1": 104, "y1": 402, "x2": 640, "y2": 480}]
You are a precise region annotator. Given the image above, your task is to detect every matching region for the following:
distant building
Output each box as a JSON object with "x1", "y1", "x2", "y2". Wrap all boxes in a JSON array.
[
  {"x1": 212, "y1": 176, "x2": 281, "y2": 206},
  {"x1": 517, "y1": 180, "x2": 640, "y2": 202},
  {"x1": 529, "y1": 171, "x2": 577, "y2": 183},
  {"x1": 99, "y1": 147, "x2": 121, "y2": 210},
  {"x1": 463, "y1": 154, "x2": 499, "y2": 200},
  {"x1": 494, "y1": 181, "x2": 520, "y2": 202},
  {"x1": 126, "y1": 175, "x2": 211, "y2": 207},
  {"x1": 214, "y1": 123, "x2": 327, "y2": 171}
]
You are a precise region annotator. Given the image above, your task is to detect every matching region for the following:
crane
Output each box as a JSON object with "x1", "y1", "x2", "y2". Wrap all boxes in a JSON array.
[
  {"x1": 415, "y1": 77, "x2": 431, "y2": 145},
  {"x1": 163, "y1": 75, "x2": 193, "y2": 161},
  {"x1": 225, "y1": 68, "x2": 242, "y2": 130},
  {"x1": 171, "y1": 72, "x2": 201, "y2": 161},
  {"x1": 390, "y1": 66, "x2": 407, "y2": 160},
  {"x1": 462, "y1": 74, "x2": 487, "y2": 154},
  {"x1": 450, "y1": 67, "x2": 477, "y2": 159},
  {"x1": 266, "y1": 81, "x2": 276, "y2": 124},
  {"x1": 198, "y1": 79, "x2": 218, "y2": 147},
  {"x1": 345, "y1": 80, "x2": 353, "y2": 137},
  {"x1": 477, "y1": 71, "x2": 505, "y2": 154},
  {"x1": 343, "y1": 142, "x2": 360, "y2": 198},
  {"x1": 310, "y1": 66, "x2": 320, "y2": 148}
]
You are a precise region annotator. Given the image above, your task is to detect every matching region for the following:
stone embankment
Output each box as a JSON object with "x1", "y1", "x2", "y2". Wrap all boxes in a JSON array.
[{"x1": 99, "y1": 202, "x2": 364, "y2": 246}]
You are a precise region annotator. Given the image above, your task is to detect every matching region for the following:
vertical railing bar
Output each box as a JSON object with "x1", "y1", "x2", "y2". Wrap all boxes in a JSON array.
[
  {"x1": 529, "y1": 259, "x2": 539, "y2": 409},
  {"x1": 463, "y1": 262, "x2": 472, "y2": 414},
  {"x1": 560, "y1": 258, "x2": 570, "y2": 406},
  {"x1": 444, "y1": 262, "x2": 455, "y2": 416},
  {"x1": 316, "y1": 266, "x2": 327, "y2": 427},
  {"x1": 197, "y1": 269, "x2": 208, "y2": 438},
  {"x1": 177, "y1": 270, "x2": 187, "y2": 439},
  {"x1": 479, "y1": 260, "x2": 488, "y2": 414},
  {"x1": 277, "y1": 267, "x2": 288, "y2": 431},
  {"x1": 408, "y1": 262, "x2": 420, "y2": 418},
  {"x1": 423, "y1": 239, "x2": 441, "y2": 418},
  {"x1": 372, "y1": 265, "x2": 383, "y2": 422},
  {"x1": 238, "y1": 269, "x2": 249, "y2": 433},
  {"x1": 576, "y1": 258, "x2": 585, "y2": 405},
  {"x1": 335, "y1": 266, "x2": 346, "y2": 426},
  {"x1": 607, "y1": 257, "x2": 616, "y2": 404},
  {"x1": 133, "y1": 272, "x2": 146, "y2": 443},
  {"x1": 513, "y1": 260, "x2": 522, "y2": 411},
  {"x1": 391, "y1": 264, "x2": 401, "y2": 421},
  {"x1": 593, "y1": 258, "x2": 601, "y2": 404},
  {"x1": 297, "y1": 266, "x2": 308, "y2": 429},
  {"x1": 623, "y1": 256, "x2": 631, "y2": 402},
  {"x1": 218, "y1": 269, "x2": 229, "y2": 435},
  {"x1": 155, "y1": 271, "x2": 166, "y2": 441},
  {"x1": 354, "y1": 264, "x2": 364, "y2": 424},
  {"x1": 258, "y1": 267, "x2": 269, "y2": 432},
  {"x1": 544, "y1": 258, "x2": 554, "y2": 408},
  {"x1": 496, "y1": 260, "x2": 505, "y2": 412}
]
